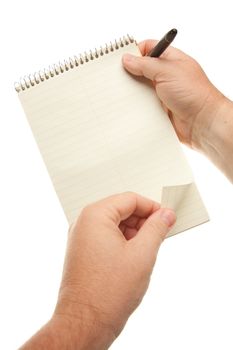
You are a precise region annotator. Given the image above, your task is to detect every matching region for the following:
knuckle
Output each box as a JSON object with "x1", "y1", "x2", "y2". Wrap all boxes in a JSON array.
[
  {"x1": 113, "y1": 191, "x2": 137, "y2": 203},
  {"x1": 147, "y1": 218, "x2": 168, "y2": 239},
  {"x1": 80, "y1": 203, "x2": 97, "y2": 219},
  {"x1": 123, "y1": 190, "x2": 136, "y2": 198},
  {"x1": 141, "y1": 57, "x2": 152, "y2": 69},
  {"x1": 147, "y1": 218, "x2": 159, "y2": 232}
]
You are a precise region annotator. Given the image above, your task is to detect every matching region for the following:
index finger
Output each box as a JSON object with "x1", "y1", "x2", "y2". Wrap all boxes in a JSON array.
[
  {"x1": 138, "y1": 39, "x2": 183, "y2": 60},
  {"x1": 138, "y1": 39, "x2": 158, "y2": 56},
  {"x1": 92, "y1": 192, "x2": 160, "y2": 224}
]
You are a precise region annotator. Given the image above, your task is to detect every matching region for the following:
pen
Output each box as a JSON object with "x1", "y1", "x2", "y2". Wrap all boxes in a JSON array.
[{"x1": 147, "y1": 28, "x2": 178, "y2": 58}]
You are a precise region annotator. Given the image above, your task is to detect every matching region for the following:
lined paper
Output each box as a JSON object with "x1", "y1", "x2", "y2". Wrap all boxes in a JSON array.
[
  {"x1": 161, "y1": 183, "x2": 209, "y2": 237},
  {"x1": 18, "y1": 42, "x2": 209, "y2": 236}
]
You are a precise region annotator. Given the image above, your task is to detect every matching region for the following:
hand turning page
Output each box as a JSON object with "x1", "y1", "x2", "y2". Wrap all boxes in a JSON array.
[{"x1": 16, "y1": 36, "x2": 209, "y2": 237}]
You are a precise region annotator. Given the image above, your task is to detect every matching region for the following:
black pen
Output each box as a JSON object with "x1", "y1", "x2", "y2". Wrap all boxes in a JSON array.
[{"x1": 147, "y1": 28, "x2": 178, "y2": 58}]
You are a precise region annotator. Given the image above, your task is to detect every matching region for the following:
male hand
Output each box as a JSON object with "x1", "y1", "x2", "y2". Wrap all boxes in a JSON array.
[
  {"x1": 21, "y1": 193, "x2": 175, "y2": 350},
  {"x1": 122, "y1": 40, "x2": 226, "y2": 148},
  {"x1": 53, "y1": 192, "x2": 176, "y2": 349}
]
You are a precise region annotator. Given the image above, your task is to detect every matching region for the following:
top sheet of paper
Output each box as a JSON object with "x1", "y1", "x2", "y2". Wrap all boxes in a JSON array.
[{"x1": 18, "y1": 41, "x2": 209, "y2": 236}]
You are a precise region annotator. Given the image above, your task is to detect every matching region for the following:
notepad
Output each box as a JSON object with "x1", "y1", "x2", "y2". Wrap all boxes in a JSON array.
[{"x1": 16, "y1": 36, "x2": 209, "y2": 237}]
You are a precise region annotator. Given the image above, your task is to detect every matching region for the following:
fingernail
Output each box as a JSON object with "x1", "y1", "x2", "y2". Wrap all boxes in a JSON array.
[
  {"x1": 123, "y1": 53, "x2": 135, "y2": 62},
  {"x1": 159, "y1": 209, "x2": 176, "y2": 227}
]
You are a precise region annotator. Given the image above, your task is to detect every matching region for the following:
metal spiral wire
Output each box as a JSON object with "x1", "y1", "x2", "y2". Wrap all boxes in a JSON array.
[{"x1": 15, "y1": 35, "x2": 135, "y2": 93}]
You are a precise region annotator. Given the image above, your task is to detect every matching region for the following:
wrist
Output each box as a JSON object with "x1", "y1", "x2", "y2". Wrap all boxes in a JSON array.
[
  {"x1": 51, "y1": 315, "x2": 113, "y2": 350},
  {"x1": 53, "y1": 295, "x2": 117, "y2": 350},
  {"x1": 19, "y1": 317, "x2": 74, "y2": 350},
  {"x1": 20, "y1": 311, "x2": 115, "y2": 350},
  {"x1": 191, "y1": 85, "x2": 226, "y2": 150},
  {"x1": 191, "y1": 90, "x2": 233, "y2": 180}
]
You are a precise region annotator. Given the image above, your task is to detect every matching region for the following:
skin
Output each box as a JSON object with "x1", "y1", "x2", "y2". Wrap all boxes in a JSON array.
[
  {"x1": 20, "y1": 193, "x2": 176, "y2": 349},
  {"x1": 20, "y1": 40, "x2": 233, "y2": 349},
  {"x1": 123, "y1": 40, "x2": 233, "y2": 182}
]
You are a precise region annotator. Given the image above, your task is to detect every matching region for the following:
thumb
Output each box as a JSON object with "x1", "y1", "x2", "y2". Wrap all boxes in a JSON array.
[
  {"x1": 135, "y1": 208, "x2": 176, "y2": 256},
  {"x1": 122, "y1": 54, "x2": 167, "y2": 81}
]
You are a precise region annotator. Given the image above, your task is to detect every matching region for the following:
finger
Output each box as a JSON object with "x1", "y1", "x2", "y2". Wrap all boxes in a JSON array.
[
  {"x1": 119, "y1": 217, "x2": 146, "y2": 240},
  {"x1": 122, "y1": 54, "x2": 167, "y2": 81},
  {"x1": 124, "y1": 219, "x2": 146, "y2": 240},
  {"x1": 120, "y1": 214, "x2": 145, "y2": 229},
  {"x1": 138, "y1": 39, "x2": 184, "y2": 59},
  {"x1": 138, "y1": 39, "x2": 158, "y2": 56},
  {"x1": 121, "y1": 226, "x2": 138, "y2": 240},
  {"x1": 134, "y1": 208, "x2": 176, "y2": 257},
  {"x1": 92, "y1": 192, "x2": 160, "y2": 224}
]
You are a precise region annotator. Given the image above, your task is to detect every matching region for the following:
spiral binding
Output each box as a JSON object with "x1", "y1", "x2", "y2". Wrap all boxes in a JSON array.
[{"x1": 15, "y1": 35, "x2": 135, "y2": 93}]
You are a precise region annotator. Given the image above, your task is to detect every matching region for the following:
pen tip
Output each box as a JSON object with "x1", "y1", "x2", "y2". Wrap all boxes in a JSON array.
[
  {"x1": 170, "y1": 28, "x2": 178, "y2": 35},
  {"x1": 166, "y1": 28, "x2": 178, "y2": 43}
]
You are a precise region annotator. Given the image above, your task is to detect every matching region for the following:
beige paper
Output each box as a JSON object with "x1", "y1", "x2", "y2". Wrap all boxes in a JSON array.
[
  {"x1": 161, "y1": 183, "x2": 209, "y2": 237},
  {"x1": 17, "y1": 40, "x2": 209, "y2": 236}
]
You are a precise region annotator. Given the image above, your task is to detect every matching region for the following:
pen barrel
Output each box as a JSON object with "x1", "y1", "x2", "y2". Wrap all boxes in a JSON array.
[{"x1": 149, "y1": 39, "x2": 170, "y2": 58}]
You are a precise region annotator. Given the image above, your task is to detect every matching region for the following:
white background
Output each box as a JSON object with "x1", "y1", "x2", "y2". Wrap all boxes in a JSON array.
[{"x1": 1, "y1": 0, "x2": 233, "y2": 349}]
